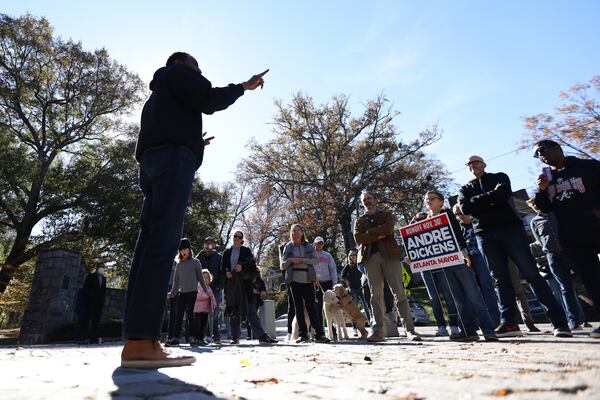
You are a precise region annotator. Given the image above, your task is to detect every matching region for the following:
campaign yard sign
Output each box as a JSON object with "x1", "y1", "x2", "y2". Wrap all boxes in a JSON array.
[{"x1": 399, "y1": 213, "x2": 464, "y2": 273}]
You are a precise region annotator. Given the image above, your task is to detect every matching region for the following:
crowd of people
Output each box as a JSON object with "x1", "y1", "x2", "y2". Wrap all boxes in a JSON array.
[
  {"x1": 118, "y1": 51, "x2": 599, "y2": 369},
  {"x1": 162, "y1": 233, "x2": 277, "y2": 348},
  {"x1": 158, "y1": 141, "x2": 598, "y2": 348}
]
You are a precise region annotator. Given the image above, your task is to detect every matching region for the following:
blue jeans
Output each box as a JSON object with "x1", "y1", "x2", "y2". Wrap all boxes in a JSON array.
[
  {"x1": 441, "y1": 264, "x2": 497, "y2": 335},
  {"x1": 422, "y1": 270, "x2": 459, "y2": 327},
  {"x1": 476, "y1": 225, "x2": 568, "y2": 328},
  {"x1": 123, "y1": 145, "x2": 198, "y2": 340},
  {"x1": 563, "y1": 246, "x2": 600, "y2": 317},
  {"x1": 467, "y1": 248, "x2": 500, "y2": 324},
  {"x1": 545, "y1": 252, "x2": 580, "y2": 325},
  {"x1": 547, "y1": 277, "x2": 586, "y2": 325},
  {"x1": 211, "y1": 289, "x2": 223, "y2": 339}
]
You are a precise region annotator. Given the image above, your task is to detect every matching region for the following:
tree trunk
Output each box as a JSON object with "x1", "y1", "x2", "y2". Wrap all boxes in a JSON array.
[
  {"x1": 0, "y1": 263, "x2": 18, "y2": 294},
  {"x1": 0, "y1": 232, "x2": 32, "y2": 293},
  {"x1": 339, "y1": 213, "x2": 356, "y2": 253}
]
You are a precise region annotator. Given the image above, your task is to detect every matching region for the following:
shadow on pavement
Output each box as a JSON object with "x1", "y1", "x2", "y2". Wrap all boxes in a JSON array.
[{"x1": 111, "y1": 367, "x2": 224, "y2": 399}]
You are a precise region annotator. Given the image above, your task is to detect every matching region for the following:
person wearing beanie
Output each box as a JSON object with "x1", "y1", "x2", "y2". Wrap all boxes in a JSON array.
[{"x1": 165, "y1": 238, "x2": 206, "y2": 347}]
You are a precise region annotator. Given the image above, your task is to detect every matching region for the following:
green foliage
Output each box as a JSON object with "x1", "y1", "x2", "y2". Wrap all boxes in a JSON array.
[
  {"x1": 183, "y1": 181, "x2": 232, "y2": 253},
  {"x1": 264, "y1": 289, "x2": 288, "y2": 317},
  {"x1": 0, "y1": 13, "x2": 145, "y2": 292},
  {"x1": 0, "y1": 260, "x2": 34, "y2": 328}
]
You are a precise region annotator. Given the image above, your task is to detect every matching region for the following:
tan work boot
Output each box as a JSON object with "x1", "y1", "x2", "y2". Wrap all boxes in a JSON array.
[
  {"x1": 366, "y1": 331, "x2": 385, "y2": 342},
  {"x1": 121, "y1": 339, "x2": 196, "y2": 368}
]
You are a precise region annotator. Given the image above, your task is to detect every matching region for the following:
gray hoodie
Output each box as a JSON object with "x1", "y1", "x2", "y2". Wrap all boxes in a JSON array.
[{"x1": 168, "y1": 258, "x2": 207, "y2": 297}]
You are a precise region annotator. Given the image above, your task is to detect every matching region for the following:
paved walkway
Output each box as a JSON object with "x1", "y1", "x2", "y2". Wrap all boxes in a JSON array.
[{"x1": 1, "y1": 324, "x2": 599, "y2": 399}]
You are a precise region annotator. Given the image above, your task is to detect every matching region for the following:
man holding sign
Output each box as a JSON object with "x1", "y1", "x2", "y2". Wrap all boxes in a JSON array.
[
  {"x1": 354, "y1": 191, "x2": 421, "y2": 342},
  {"x1": 121, "y1": 52, "x2": 269, "y2": 368}
]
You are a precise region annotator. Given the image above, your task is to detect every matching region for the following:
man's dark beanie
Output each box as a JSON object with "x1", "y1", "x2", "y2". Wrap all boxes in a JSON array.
[{"x1": 179, "y1": 238, "x2": 192, "y2": 250}]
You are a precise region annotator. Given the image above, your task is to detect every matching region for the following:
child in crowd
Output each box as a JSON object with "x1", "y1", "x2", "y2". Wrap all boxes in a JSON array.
[
  {"x1": 410, "y1": 212, "x2": 460, "y2": 337},
  {"x1": 193, "y1": 269, "x2": 217, "y2": 346},
  {"x1": 408, "y1": 191, "x2": 499, "y2": 342}
]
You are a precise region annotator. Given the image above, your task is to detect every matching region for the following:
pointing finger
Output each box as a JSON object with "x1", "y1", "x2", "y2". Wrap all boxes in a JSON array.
[{"x1": 257, "y1": 69, "x2": 269, "y2": 77}]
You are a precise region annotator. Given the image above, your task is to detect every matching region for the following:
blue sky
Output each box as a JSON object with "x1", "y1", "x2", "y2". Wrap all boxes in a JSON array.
[{"x1": 6, "y1": 1, "x2": 600, "y2": 194}]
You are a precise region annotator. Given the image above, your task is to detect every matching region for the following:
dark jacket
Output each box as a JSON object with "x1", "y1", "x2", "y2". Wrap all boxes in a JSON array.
[
  {"x1": 221, "y1": 246, "x2": 259, "y2": 281},
  {"x1": 223, "y1": 246, "x2": 259, "y2": 316},
  {"x1": 82, "y1": 272, "x2": 106, "y2": 311},
  {"x1": 534, "y1": 157, "x2": 600, "y2": 249},
  {"x1": 135, "y1": 64, "x2": 244, "y2": 165},
  {"x1": 341, "y1": 263, "x2": 363, "y2": 289},
  {"x1": 459, "y1": 222, "x2": 478, "y2": 251},
  {"x1": 252, "y1": 276, "x2": 267, "y2": 307},
  {"x1": 441, "y1": 207, "x2": 468, "y2": 250},
  {"x1": 197, "y1": 250, "x2": 224, "y2": 291},
  {"x1": 530, "y1": 213, "x2": 563, "y2": 253},
  {"x1": 458, "y1": 172, "x2": 521, "y2": 233},
  {"x1": 354, "y1": 209, "x2": 403, "y2": 262}
]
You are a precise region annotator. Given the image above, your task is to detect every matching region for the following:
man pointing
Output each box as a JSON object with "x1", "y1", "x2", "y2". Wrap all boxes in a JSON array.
[{"x1": 121, "y1": 51, "x2": 268, "y2": 368}]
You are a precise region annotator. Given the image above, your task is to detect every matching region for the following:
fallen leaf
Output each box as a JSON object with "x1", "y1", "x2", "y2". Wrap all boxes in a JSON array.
[
  {"x1": 239, "y1": 358, "x2": 253, "y2": 367},
  {"x1": 493, "y1": 388, "x2": 513, "y2": 397},
  {"x1": 246, "y1": 377, "x2": 279, "y2": 385}
]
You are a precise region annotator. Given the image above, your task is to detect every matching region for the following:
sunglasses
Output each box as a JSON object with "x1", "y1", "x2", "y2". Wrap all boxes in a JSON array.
[
  {"x1": 533, "y1": 145, "x2": 550, "y2": 158},
  {"x1": 233, "y1": 235, "x2": 243, "y2": 239}
]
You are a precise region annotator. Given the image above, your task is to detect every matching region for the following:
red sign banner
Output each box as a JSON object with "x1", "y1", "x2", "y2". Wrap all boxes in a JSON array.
[{"x1": 399, "y1": 213, "x2": 464, "y2": 273}]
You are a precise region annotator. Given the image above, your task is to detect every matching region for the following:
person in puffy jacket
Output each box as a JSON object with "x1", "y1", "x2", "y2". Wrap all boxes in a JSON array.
[{"x1": 193, "y1": 270, "x2": 217, "y2": 346}]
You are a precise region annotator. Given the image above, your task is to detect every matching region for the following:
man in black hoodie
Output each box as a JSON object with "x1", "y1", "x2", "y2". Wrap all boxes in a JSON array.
[
  {"x1": 458, "y1": 155, "x2": 570, "y2": 338},
  {"x1": 197, "y1": 237, "x2": 224, "y2": 343},
  {"x1": 121, "y1": 52, "x2": 268, "y2": 368},
  {"x1": 532, "y1": 140, "x2": 600, "y2": 339}
]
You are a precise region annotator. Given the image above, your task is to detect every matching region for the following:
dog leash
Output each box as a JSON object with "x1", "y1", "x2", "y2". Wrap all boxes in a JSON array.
[
  {"x1": 314, "y1": 280, "x2": 325, "y2": 303},
  {"x1": 315, "y1": 280, "x2": 325, "y2": 294}
]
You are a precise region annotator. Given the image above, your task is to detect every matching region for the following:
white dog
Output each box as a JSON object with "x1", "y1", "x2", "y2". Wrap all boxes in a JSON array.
[
  {"x1": 291, "y1": 305, "x2": 313, "y2": 341},
  {"x1": 323, "y1": 289, "x2": 349, "y2": 341}
]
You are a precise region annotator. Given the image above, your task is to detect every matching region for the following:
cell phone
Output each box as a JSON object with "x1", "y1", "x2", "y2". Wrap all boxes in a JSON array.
[{"x1": 542, "y1": 166, "x2": 553, "y2": 182}]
